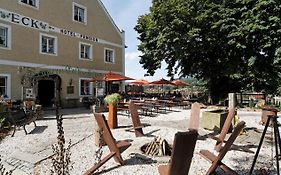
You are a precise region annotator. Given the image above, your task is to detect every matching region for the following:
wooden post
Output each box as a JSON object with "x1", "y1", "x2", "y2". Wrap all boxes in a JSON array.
[
  {"x1": 228, "y1": 93, "x2": 236, "y2": 109},
  {"x1": 108, "y1": 104, "x2": 118, "y2": 129}
]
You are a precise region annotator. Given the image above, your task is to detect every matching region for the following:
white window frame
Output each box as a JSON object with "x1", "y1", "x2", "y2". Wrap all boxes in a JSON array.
[
  {"x1": 18, "y1": 0, "x2": 39, "y2": 9},
  {"x1": 104, "y1": 48, "x2": 115, "y2": 63},
  {"x1": 39, "y1": 33, "x2": 58, "y2": 56},
  {"x1": 0, "y1": 23, "x2": 11, "y2": 50},
  {"x1": 0, "y1": 74, "x2": 11, "y2": 99},
  {"x1": 79, "y1": 78, "x2": 93, "y2": 96},
  {"x1": 72, "y1": 2, "x2": 87, "y2": 25},
  {"x1": 79, "y1": 42, "x2": 93, "y2": 61}
]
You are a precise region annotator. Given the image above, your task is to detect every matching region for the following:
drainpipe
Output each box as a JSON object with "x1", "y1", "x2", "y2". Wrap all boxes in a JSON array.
[{"x1": 121, "y1": 30, "x2": 126, "y2": 92}]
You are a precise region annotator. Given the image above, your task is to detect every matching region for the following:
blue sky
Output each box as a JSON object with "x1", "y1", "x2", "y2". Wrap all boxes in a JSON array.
[{"x1": 101, "y1": 0, "x2": 171, "y2": 81}]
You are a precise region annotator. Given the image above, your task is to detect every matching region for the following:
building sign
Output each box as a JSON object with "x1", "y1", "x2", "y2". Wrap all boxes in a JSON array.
[
  {"x1": 0, "y1": 8, "x2": 50, "y2": 31},
  {"x1": 59, "y1": 29, "x2": 98, "y2": 42},
  {"x1": 25, "y1": 88, "x2": 34, "y2": 98},
  {"x1": 0, "y1": 8, "x2": 99, "y2": 43}
]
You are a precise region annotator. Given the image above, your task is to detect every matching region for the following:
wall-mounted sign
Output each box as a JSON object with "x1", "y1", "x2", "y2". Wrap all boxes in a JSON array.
[
  {"x1": 0, "y1": 8, "x2": 50, "y2": 31},
  {"x1": 67, "y1": 86, "x2": 74, "y2": 94},
  {"x1": 0, "y1": 8, "x2": 99, "y2": 43},
  {"x1": 60, "y1": 29, "x2": 98, "y2": 42},
  {"x1": 25, "y1": 88, "x2": 34, "y2": 98}
]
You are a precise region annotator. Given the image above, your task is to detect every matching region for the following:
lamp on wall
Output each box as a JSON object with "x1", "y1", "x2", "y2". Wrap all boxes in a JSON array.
[{"x1": 68, "y1": 78, "x2": 73, "y2": 86}]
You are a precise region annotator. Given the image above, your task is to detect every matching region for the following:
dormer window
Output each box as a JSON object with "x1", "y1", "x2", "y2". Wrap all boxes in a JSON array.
[
  {"x1": 73, "y1": 3, "x2": 87, "y2": 24},
  {"x1": 19, "y1": 0, "x2": 39, "y2": 8}
]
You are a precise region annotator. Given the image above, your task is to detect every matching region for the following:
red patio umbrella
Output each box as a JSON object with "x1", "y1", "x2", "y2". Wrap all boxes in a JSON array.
[
  {"x1": 149, "y1": 78, "x2": 176, "y2": 86},
  {"x1": 129, "y1": 79, "x2": 149, "y2": 97},
  {"x1": 89, "y1": 71, "x2": 134, "y2": 82},
  {"x1": 149, "y1": 78, "x2": 176, "y2": 94},
  {"x1": 129, "y1": 79, "x2": 149, "y2": 86},
  {"x1": 172, "y1": 80, "x2": 191, "y2": 87},
  {"x1": 88, "y1": 71, "x2": 134, "y2": 95}
]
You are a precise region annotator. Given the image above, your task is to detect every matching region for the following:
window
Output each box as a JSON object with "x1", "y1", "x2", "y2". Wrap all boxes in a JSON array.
[
  {"x1": 40, "y1": 33, "x2": 57, "y2": 55},
  {"x1": 79, "y1": 42, "x2": 92, "y2": 60},
  {"x1": 0, "y1": 23, "x2": 11, "y2": 49},
  {"x1": 19, "y1": 0, "x2": 39, "y2": 8},
  {"x1": 0, "y1": 74, "x2": 11, "y2": 98},
  {"x1": 79, "y1": 78, "x2": 93, "y2": 96},
  {"x1": 73, "y1": 3, "x2": 87, "y2": 24},
  {"x1": 0, "y1": 27, "x2": 8, "y2": 47},
  {"x1": 104, "y1": 48, "x2": 115, "y2": 63}
]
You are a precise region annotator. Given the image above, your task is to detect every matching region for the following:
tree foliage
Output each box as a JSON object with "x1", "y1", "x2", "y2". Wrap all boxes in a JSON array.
[{"x1": 135, "y1": 0, "x2": 281, "y2": 103}]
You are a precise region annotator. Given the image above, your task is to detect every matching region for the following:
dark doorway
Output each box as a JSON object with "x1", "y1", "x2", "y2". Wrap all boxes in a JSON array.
[{"x1": 38, "y1": 80, "x2": 55, "y2": 107}]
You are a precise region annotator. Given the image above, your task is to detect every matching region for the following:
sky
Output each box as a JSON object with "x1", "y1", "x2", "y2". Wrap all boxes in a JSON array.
[{"x1": 101, "y1": 0, "x2": 171, "y2": 82}]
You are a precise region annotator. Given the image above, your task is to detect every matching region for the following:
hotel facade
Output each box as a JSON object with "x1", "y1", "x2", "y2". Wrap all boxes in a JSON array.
[{"x1": 0, "y1": 0, "x2": 125, "y2": 107}]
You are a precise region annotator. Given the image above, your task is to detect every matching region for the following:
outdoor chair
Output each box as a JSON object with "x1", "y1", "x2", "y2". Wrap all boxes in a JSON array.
[
  {"x1": 6, "y1": 108, "x2": 37, "y2": 137},
  {"x1": 199, "y1": 121, "x2": 245, "y2": 175},
  {"x1": 84, "y1": 113, "x2": 131, "y2": 175},
  {"x1": 158, "y1": 130, "x2": 198, "y2": 175},
  {"x1": 188, "y1": 102, "x2": 200, "y2": 131},
  {"x1": 126, "y1": 101, "x2": 145, "y2": 137},
  {"x1": 214, "y1": 108, "x2": 235, "y2": 152}
]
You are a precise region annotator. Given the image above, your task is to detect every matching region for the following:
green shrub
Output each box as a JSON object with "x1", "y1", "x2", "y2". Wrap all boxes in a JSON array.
[{"x1": 104, "y1": 93, "x2": 122, "y2": 105}]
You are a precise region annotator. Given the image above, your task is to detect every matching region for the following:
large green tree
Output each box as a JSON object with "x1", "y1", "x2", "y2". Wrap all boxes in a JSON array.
[{"x1": 135, "y1": 0, "x2": 281, "y2": 103}]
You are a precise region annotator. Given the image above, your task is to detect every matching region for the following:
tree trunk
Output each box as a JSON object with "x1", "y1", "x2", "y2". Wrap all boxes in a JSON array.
[{"x1": 108, "y1": 104, "x2": 118, "y2": 129}]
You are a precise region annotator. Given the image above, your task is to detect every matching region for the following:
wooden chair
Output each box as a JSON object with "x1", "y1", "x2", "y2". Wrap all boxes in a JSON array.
[
  {"x1": 158, "y1": 130, "x2": 198, "y2": 175},
  {"x1": 199, "y1": 121, "x2": 245, "y2": 175},
  {"x1": 188, "y1": 102, "x2": 200, "y2": 131},
  {"x1": 84, "y1": 113, "x2": 131, "y2": 175},
  {"x1": 214, "y1": 108, "x2": 235, "y2": 152},
  {"x1": 126, "y1": 101, "x2": 145, "y2": 137}
]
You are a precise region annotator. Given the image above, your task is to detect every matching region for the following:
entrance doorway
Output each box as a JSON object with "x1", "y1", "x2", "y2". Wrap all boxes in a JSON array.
[{"x1": 38, "y1": 80, "x2": 55, "y2": 107}]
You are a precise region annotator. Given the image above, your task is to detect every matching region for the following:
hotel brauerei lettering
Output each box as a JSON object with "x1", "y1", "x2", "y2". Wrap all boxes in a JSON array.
[{"x1": 0, "y1": 0, "x2": 125, "y2": 108}]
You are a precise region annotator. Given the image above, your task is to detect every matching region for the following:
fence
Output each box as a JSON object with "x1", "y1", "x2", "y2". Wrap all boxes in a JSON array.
[{"x1": 235, "y1": 93, "x2": 266, "y2": 106}]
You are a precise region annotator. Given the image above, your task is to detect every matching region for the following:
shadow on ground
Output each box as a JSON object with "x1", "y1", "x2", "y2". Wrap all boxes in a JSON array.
[{"x1": 29, "y1": 125, "x2": 48, "y2": 134}]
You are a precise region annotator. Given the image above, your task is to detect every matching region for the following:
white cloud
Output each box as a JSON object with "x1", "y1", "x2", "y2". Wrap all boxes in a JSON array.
[{"x1": 125, "y1": 51, "x2": 141, "y2": 61}]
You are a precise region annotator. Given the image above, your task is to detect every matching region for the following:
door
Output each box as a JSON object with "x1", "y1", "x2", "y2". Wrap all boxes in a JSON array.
[{"x1": 38, "y1": 80, "x2": 55, "y2": 107}]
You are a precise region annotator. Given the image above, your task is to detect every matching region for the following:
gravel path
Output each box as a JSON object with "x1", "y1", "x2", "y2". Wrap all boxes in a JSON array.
[{"x1": 0, "y1": 107, "x2": 279, "y2": 175}]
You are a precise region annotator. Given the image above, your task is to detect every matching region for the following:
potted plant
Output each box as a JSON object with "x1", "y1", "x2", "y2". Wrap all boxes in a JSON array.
[
  {"x1": 0, "y1": 100, "x2": 7, "y2": 112},
  {"x1": 104, "y1": 93, "x2": 122, "y2": 128}
]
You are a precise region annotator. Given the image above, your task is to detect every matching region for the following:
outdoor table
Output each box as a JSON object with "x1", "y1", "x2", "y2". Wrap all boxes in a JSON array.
[
  {"x1": 117, "y1": 102, "x2": 130, "y2": 115},
  {"x1": 179, "y1": 100, "x2": 192, "y2": 109},
  {"x1": 158, "y1": 99, "x2": 175, "y2": 110},
  {"x1": 187, "y1": 98, "x2": 198, "y2": 103}
]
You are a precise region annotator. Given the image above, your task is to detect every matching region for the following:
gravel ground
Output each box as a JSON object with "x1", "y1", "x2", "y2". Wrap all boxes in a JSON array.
[{"x1": 0, "y1": 107, "x2": 279, "y2": 175}]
